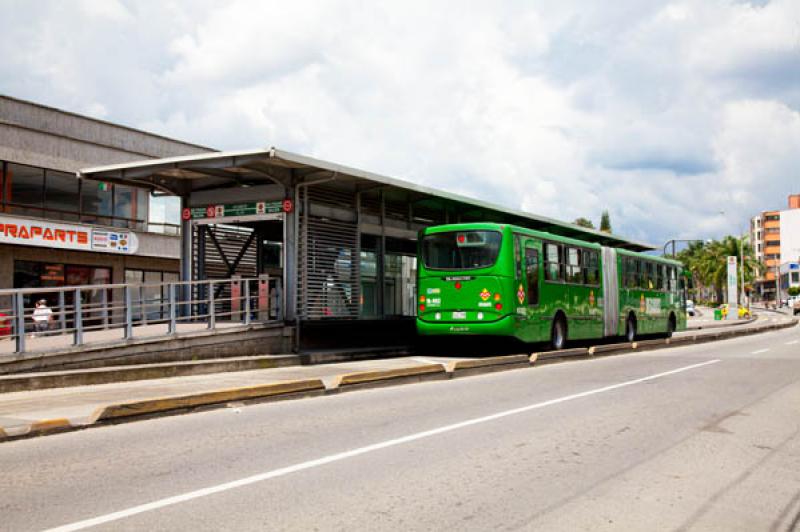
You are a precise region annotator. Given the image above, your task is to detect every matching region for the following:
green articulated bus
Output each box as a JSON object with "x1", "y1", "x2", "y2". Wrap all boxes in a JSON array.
[{"x1": 416, "y1": 223, "x2": 687, "y2": 349}]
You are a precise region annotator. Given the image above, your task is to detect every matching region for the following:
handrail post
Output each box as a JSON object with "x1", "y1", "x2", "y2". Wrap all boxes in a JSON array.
[
  {"x1": 208, "y1": 281, "x2": 216, "y2": 330},
  {"x1": 14, "y1": 293, "x2": 25, "y2": 354},
  {"x1": 58, "y1": 290, "x2": 66, "y2": 332},
  {"x1": 124, "y1": 285, "x2": 133, "y2": 339},
  {"x1": 244, "y1": 280, "x2": 251, "y2": 326},
  {"x1": 169, "y1": 283, "x2": 177, "y2": 334},
  {"x1": 73, "y1": 288, "x2": 83, "y2": 346},
  {"x1": 101, "y1": 288, "x2": 109, "y2": 329}
]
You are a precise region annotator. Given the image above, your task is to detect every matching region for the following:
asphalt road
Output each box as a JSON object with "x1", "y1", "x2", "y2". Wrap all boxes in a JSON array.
[{"x1": 2, "y1": 325, "x2": 799, "y2": 531}]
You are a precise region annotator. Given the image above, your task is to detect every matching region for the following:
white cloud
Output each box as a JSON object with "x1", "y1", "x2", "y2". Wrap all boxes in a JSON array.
[{"x1": 1, "y1": 0, "x2": 799, "y2": 247}]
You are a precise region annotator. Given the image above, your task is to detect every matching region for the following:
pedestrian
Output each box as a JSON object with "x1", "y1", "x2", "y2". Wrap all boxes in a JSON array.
[{"x1": 32, "y1": 299, "x2": 53, "y2": 336}]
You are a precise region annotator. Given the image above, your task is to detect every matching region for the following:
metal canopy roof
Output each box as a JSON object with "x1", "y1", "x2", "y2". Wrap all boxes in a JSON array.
[{"x1": 78, "y1": 147, "x2": 653, "y2": 251}]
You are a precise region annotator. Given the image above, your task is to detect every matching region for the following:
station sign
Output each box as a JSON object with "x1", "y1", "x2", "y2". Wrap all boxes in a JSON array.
[
  {"x1": 183, "y1": 200, "x2": 287, "y2": 220},
  {"x1": 727, "y1": 256, "x2": 738, "y2": 320},
  {"x1": 0, "y1": 215, "x2": 139, "y2": 254}
]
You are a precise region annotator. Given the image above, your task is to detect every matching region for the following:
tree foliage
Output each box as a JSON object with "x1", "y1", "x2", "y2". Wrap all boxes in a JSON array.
[
  {"x1": 676, "y1": 237, "x2": 759, "y2": 304},
  {"x1": 599, "y1": 210, "x2": 612, "y2": 233},
  {"x1": 573, "y1": 217, "x2": 595, "y2": 229}
]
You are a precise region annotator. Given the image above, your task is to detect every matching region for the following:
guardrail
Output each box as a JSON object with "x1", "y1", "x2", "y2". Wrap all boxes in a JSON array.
[{"x1": 0, "y1": 275, "x2": 282, "y2": 354}]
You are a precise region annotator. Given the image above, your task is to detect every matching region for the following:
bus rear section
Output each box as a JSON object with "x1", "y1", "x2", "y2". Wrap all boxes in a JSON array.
[{"x1": 416, "y1": 228, "x2": 514, "y2": 335}]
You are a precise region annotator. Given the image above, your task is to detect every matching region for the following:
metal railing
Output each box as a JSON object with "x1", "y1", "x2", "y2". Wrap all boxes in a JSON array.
[{"x1": 0, "y1": 275, "x2": 282, "y2": 354}]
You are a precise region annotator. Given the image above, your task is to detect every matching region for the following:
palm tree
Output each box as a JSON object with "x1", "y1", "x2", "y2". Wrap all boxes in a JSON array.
[{"x1": 677, "y1": 236, "x2": 757, "y2": 304}]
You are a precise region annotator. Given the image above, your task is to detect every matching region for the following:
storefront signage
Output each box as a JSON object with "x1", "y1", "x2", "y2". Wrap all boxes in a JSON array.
[
  {"x1": 184, "y1": 201, "x2": 284, "y2": 220},
  {"x1": 0, "y1": 215, "x2": 139, "y2": 255}
]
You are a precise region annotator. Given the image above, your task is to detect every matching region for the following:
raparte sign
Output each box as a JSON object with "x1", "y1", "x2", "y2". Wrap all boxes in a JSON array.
[{"x1": 0, "y1": 215, "x2": 138, "y2": 254}]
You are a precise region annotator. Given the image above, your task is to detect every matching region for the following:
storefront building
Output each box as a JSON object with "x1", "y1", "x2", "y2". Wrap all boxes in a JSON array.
[{"x1": 0, "y1": 94, "x2": 213, "y2": 308}]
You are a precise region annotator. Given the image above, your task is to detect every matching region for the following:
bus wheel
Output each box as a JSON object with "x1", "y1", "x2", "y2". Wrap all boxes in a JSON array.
[
  {"x1": 625, "y1": 315, "x2": 637, "y2": 343},
  {"x1": 551, "y1": 317, "x2": 567, "y2": 351}
]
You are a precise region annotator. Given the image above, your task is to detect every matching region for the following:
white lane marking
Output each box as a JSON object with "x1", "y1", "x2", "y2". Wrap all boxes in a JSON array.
[
  {"x1": 752, "y1": 348, "x2": 770, "y2": 354},
  {"x1": 45, "y1": 359, "x2": 721, "y2": 532},
  {"x1": 785, "y1": 340, "x2": 799, "y2": 345}
]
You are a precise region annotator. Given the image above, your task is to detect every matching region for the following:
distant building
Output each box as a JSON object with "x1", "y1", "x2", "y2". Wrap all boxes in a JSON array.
[
  {"x1": 0, "y1": 94, "x2": 213, "y2": 307},
  {"x1": 750, "y1": 194, "x2": 800, "y2": 301}
]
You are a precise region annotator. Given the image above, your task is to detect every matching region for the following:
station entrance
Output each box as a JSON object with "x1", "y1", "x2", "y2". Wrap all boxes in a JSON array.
[{"x1": 192, "y1": 207, "x2": 286, "y2": 321}]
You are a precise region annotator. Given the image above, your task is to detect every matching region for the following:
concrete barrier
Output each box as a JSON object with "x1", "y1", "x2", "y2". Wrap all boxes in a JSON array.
[
  {"x1": 631, "y1": 339, "x2": 668, "y2": 350},
  {"x1": 93, "y1": 379, "x2": 326, "y2": 421},
  {"x1": 446, "y1": 355, "x2": 531, "y2": 377},
  {"x1": 0, "y1": 355, "x2": 304, "y2": 394},
  {"x1": 588, "y1": 342, "x2": 634, "y2": 356},
  {"x1": 532, "y1": 347, "x2": 591, "y2": 364},
  {"x1": 330, "y1": 364, "x2": 447, "y2": 390}
]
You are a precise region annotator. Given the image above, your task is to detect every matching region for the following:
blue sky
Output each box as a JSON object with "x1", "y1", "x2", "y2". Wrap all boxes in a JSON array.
[{"x1": 2, "y1": 0, "x2": 799, "y2": 245}]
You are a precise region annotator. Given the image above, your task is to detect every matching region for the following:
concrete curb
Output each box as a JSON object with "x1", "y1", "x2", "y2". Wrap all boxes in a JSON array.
[
  {"x1": 330, "y1": 364, "x2": 447, "y2": 390},
  {"x1": 533, "y1": 347, "x2": 590, "y2": 364},
  {"x1": 589, "y1": 342, "x2": 635, "y2": 356},
  {"x1": 446, "y1": 355, "x2": 531, "y2": 377},
  {"x1": 93, "y1": 379, "x2": 326, "y2": 421},
  {"x1": 688, "y1": 317, "x2": 757, "y2": 330}
]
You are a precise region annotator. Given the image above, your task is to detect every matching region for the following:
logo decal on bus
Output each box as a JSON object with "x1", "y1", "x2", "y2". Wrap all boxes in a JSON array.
[
  {"x1": 479, "y1": 288, "x2": 491, "y2": 301},
  {"x1": 589, "y1": 290, "x2": 595, "y2": 306},
  {"x1": 517, "y1": 284, "x2": 525, "y2": 304}
]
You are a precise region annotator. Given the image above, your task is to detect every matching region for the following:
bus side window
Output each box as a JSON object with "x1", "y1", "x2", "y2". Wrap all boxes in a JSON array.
[
  {"x1": 545, "y1": 243, "x2": 561, "y2": 281},
  {"x1": 514, "y1": 235, "x2": 522, "y2": 280},
  {"x1": 525, "y1": 244, "x2": 539, "y2": 306},
  {"x1": 585, "y1": 250, "x2": 599, "y2": 285},
  {"x1": 567, "y1": 247, "x2": 582, "y2": 283}
]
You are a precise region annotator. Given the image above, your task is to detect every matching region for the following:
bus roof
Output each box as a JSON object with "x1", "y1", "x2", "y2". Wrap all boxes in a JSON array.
[{"x1": 423, "y1": 223, "x2": 682, "y2": 265}]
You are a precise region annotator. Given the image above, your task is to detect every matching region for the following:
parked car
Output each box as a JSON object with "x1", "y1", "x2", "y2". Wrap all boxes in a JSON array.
[
  {"x1": 686, "y1": 300, "x2": 695, "y2": 316},
  {"x1": 0, "y1": 313, "x2": 10, "y2": 337},
  {"x1": 791, "y1": 296, "x2": 800, "y2": 316}
]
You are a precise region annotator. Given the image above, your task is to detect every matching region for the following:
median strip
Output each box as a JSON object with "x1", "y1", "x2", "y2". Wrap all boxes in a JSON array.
[
  {"x1": 93, "y1": 379, "x2": 326, "y2": 421},
  {"x1": 330, "y1": 364, "x2": 447, "y2": 390}
]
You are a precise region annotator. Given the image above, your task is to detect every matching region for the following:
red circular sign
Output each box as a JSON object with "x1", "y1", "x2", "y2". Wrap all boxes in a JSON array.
[
  {"x1": 182, "y1": 208, "x2": 191, "y2": 221},
  {"x1": 282, "y1": 199, "x2": 294, "y2": 213}
]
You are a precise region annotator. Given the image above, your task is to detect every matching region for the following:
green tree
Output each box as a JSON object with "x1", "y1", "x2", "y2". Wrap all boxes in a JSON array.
[
  {"x1": 677, "y1": 236, "x2": 758, "y2": 304},
  {"x1": 788, "y1": 286, "x2": 800, "y2": 297},
  {"x1": 599, "y1": 210, "x2": 612, "y2": 233},
  {"x1": 574, "y1": 217, "x2": 595, "y2": 229}
]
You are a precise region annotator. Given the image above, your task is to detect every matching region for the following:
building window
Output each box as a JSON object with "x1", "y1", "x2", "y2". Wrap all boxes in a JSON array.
[
  {"x1": 6, "y1": 162, "x2": 45, "y2": 215},
  {"x1": 80, "y1": 179, "x2": 113, "y2": 225},
  {"x1": 45, "y1": 170, "x2": 80, "y2": 221}
]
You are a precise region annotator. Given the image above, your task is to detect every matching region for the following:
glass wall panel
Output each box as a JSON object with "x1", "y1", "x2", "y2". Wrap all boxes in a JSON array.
[
  {"x1": 45, "y1": 170, "x2": 80, "y2": 220},
  {"x1": 7, "y1": 163, "x2": 44, "y2": 215},
  {"x1": 143, "y1": 270, "x2": 164, "y2": 320},
  {"x1": 384, "y1": 253, "x2": 417, "y2": 317},
  {"x1": 81, "y1": 179, "x2": 112, "y2": 225},
  {"x1": 125, "y1": 269, "x2": 144, "y2": 321},
  {"x1": 359, "y1": 250, "x2": 378, "y2": 318},
  {"x1": 113, "y1": 184, "x2": 134, "y2": 227}
]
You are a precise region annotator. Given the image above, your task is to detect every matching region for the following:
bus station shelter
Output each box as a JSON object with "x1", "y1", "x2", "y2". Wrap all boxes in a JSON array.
[{"x1": 79, "y1": 147, "x2": 651, "y2": 350}]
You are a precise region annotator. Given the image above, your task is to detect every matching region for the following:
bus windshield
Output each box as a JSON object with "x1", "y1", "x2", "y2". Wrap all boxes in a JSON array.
[{"x1": 421, "y1": 231, "x2": 502, "y2": 270}]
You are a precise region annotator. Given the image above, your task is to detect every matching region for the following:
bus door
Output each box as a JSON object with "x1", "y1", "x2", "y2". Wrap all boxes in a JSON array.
[{"x1": 519, "y1": 237, "x2": 543, "y2": 341}]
